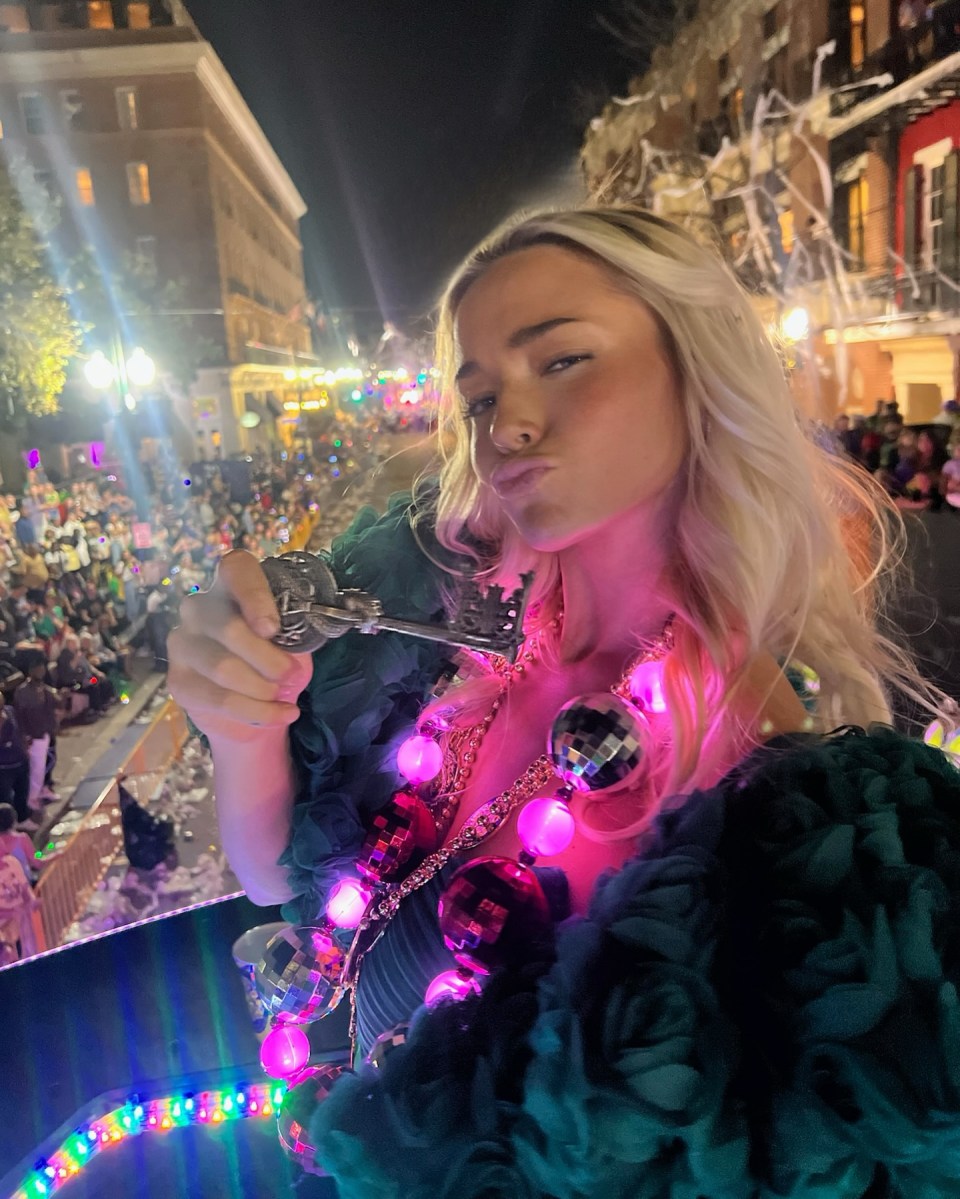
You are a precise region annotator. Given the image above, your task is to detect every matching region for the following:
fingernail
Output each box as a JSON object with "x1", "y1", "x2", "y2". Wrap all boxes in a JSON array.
[
  {"x1": 254, "y1": 617, "x2": 278, "y2": 639},
  {"x1": 277, "y1": 685, "x2": 300, "y2": 703}
]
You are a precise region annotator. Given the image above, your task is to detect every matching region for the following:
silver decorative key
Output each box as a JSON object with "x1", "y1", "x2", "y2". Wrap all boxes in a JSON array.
[{"x1": 261, "y1": 550, "x2": 535, "y2": 662}]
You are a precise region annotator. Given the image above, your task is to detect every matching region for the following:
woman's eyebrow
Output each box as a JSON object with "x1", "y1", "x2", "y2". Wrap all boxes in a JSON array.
[{"x1": 455, "y1": 316, "x2": 581, "y2": 384}]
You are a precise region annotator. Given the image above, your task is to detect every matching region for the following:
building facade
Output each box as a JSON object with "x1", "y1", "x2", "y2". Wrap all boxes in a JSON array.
[
  {"x1": 582, "y1": 0, "x2": 960, "y2": 423},
  {"x1": 0, "y1": 0, "x2": 315, "y2": 454}
]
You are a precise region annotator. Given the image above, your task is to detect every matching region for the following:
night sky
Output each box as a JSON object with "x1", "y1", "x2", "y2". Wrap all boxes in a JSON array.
[{"x1": 186, "y1": 0, "x2": 636, "y2": 337}]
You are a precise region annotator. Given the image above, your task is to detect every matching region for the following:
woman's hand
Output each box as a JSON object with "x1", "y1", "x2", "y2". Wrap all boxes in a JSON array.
[{"x1": 168, "y1": 549, "x2": 314, "y2": 743}]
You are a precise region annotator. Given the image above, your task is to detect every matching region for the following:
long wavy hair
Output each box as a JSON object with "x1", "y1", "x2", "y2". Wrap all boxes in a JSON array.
[{"x1": 415, "y1": 205, "x2": 953, "y2": 836}]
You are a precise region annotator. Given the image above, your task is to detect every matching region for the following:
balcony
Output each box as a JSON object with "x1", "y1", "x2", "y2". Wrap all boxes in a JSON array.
[{"x1": 826, "y1": 2, "x2": 960, "y2": 124}]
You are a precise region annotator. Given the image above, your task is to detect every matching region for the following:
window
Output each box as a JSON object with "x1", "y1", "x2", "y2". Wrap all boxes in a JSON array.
[
  {"x1": 848, "y1": 174, "x2": 868, "y2": 265},
  {"x1": 850, "y1": 3, "x2": 866, "y2": 69},
  {"x1": 75, "y1": 167, "x2": 94, "y2": 206},
  {"x1": 135, "y1": 235, "x2": 157, "y2": 268},
  {"x1": 778, "y1": 208, "x2": 795, "y2": 254},
  {"x1": 60, "y1": 89, "x2": 83, "y2": 130},
  {"x1": 19, "y1": 92, "x2": 43, "y2": 135},
  {"x1": 763, "y1": 5, "x2": 778, "y2": 39},
  {"x1": 116, "y1": 86, "x2": 138, "y2": 131},
  {"x1": 126, "y1": 161, "x2": 151, "y2": 206},
  {"x1": 86, "y1": 1, "x2": 113, "y2": 29},
  {"x1": 929, "y1": 162, "x2": 945, "y2": 268}
]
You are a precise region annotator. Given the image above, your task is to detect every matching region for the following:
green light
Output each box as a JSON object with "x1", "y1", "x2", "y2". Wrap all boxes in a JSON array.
[
  {"x1": 334, "y1": 438, "x2": 342, "y2": 447},
  {"x1": 273, "y1": 1086, "x2": 284, "y2": 1104},
  {"x1": 222, "y1": 1096, "x2": 233, "y2": 1112}
]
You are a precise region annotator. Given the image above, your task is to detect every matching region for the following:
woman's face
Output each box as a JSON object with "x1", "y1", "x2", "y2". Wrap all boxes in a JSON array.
[{"x1": 455, "y1": 245, "x2": 687, "y2": 553}]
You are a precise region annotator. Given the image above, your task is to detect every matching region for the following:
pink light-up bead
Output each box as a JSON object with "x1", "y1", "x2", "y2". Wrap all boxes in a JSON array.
[
  {"x1": 628, "y1": 659, "x2": 667, "y2": 713},
  {"x1": 424, "y1": 969, "x2": 481, "y2": 1006},
  {"x1": 517, "y1": 797, "x2": 576, "y2": 858},
  {"x1": 259, "y1": 1024, "x2": 311, "y2": 1079},
  {"x1": 396, "y1": 734, "x2": 443, "y2": 784},
  {"x1": 325, "y1": 878, "x2": 372, "y2": 929}
]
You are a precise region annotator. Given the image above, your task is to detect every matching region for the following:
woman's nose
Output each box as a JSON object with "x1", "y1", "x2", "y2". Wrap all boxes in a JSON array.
[{"x1": 489, "y1": 385, "x2": 545, "y2": 454}]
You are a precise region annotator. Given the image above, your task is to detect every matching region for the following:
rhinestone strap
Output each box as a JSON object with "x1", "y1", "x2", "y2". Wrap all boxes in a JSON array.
[{"x1": 365, "y1": 754, "x2": 556, "y2": 926}]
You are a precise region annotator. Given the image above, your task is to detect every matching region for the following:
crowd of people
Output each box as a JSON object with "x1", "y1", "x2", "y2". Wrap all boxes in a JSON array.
[
  {"x1": 832, "y1": 398, "x2": 960, "y2": 508},
  {"x1": 0, "y1": 433, "x2": 369, "y2": 853}
]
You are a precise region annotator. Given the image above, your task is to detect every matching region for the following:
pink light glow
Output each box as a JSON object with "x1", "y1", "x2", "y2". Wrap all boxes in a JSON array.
[
  {"x1": 260, "y1": 1025, "x2": 311, "y2": 1079},
  {"x1": 325, "y1": 878, "x2": 371, "y2": 929},
  {"x1": 424, "y1": 969, "x2": 481, "y2": 1005},
  {"x1": 396, "y1": 735, "x2": 443, "y2": 785},
  {"x1": 517, "y1": 797, "x2": 575, "y2": 858},
  {"x1": 628, "y1": 659, "x2": 667, "y2": 713}
]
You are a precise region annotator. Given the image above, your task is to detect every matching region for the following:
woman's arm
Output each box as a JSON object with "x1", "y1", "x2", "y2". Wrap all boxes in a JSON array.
[{"x1": 209, "y1": 726, "x2": 296, "y2": 905}]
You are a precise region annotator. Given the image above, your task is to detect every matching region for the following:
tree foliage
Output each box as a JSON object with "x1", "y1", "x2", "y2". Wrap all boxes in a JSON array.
[{"x1": 0, "y1": 157, "x2": 82, "y2": 422}]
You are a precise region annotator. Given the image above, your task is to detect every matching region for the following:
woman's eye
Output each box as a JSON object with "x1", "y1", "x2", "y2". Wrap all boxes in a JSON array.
[
  {"x1": 463, "y1": 394, "x2": 495, "y2": 420},
  {"x1": 544, "y1": 353, "x2": 591, "y2": 374}
]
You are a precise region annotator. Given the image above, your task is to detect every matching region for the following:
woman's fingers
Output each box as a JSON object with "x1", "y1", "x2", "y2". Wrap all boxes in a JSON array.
[
  {"x1": 214, "y1": 550, "x2": 281, "y2": 639},
  {"x1": 168, "y1": 629, "x2": 281, "y2": 702},
  {"x1": 168, "y1": 661, "x2": 300, "y2": 728}
]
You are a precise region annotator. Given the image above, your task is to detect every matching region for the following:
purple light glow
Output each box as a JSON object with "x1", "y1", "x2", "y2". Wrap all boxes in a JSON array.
[
  {"x1": 424, "y1": 969, "x2": 481, "y2": 1006},
  {"x1": 260, "y1": 1024, "x2": 311, "y2": 1079},
  {"x1": 628, "y1": 659, "x2": 667, "y2": 713},
  {"x1": 517, "y1": 797, "x2": 575, "y2": 858},
  {"x1": 396, "y1": 735, "x2": 443, "y2": 785},
  {"x1": 324, "y1": 878, "x2": 371, "y2": 929}
]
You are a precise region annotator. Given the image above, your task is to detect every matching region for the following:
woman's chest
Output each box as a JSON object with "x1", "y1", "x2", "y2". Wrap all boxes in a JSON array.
[{"x1": 442, "y1": 673, "x2": 641, "y2": 915}]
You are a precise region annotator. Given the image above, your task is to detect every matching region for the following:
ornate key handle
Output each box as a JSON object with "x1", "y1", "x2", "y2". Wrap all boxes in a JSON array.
[{"x1": 260, "y1": 550, "x2": 534, "y2": 662}]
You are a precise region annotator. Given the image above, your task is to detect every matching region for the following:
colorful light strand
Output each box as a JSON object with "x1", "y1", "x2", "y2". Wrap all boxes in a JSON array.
[{"x1": 11, "y1": 1081, "x2": 286, "y2": 1198}]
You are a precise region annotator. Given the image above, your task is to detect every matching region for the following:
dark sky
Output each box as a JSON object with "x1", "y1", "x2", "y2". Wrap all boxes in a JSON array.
[{"x1": 185, "y1": 0, "x2": 635, "y2": 337}]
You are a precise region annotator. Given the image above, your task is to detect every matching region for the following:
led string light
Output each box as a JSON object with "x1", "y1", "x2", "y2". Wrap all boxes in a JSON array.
[{"x1": 11, "y1": 1082, "x2": 286, "y2": 1198}]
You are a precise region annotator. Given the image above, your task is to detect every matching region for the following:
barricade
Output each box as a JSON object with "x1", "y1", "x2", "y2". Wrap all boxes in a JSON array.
[{"x1": 33, "y1": 697, "x2": 190, "y2": 952}]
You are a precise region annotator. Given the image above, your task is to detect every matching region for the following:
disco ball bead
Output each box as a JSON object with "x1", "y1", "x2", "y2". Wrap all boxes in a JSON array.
[
  {"x1": 548, "y1": 693, "x2": 649, "y2": 794},
  {"x1": 278, "y1": 1063, "x2": 352, "y2": 1166},
  {"x1": 438, "y1": 856, "x2": 551, "y2": 975},
  {"x1": 364, "y1": 1020, "x2": 411, "y2": 1070},
  {"x1": 924, "y1": 718, "x2": 960, "y2": 759},
  {"x1": 357, "y1": 790, "x2": 438, "y2": 883},
  {"x1": 254, "y1": 925, "x2": 346, "y2": 1025},
  {"x1": 782, "y1": 659, "x2": 821, "y2": 712}
]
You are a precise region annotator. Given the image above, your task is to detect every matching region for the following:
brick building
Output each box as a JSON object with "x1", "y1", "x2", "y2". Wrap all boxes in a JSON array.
[
  {"x1": 582, "y1": 0, "x2": 960, "y2": 424},
  {"x1": 0, "y1": 0, "x2": 315, "y2": 454}
]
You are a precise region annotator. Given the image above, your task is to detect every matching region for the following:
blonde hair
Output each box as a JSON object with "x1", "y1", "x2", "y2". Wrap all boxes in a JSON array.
[{"x1": 416, "y1": 205, "x2": 953, "y2": 832}]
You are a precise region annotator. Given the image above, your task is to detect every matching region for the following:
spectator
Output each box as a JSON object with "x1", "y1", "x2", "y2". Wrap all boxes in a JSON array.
[
  {"x1": 0, "y1": 710, "x2": 30, "y2": 828},
  {"x1": 941, "y1": 440, "x2": 960, "y2": 508},
  {"x1": 13, "y1": 649, "x2": 59, "y2": 809},
  {"x1": 54, "y1": 634, "x2": 113, "y2": 712},
  {"x1": 18, "y1": 543, "x2": 49, "y2": 602},
  {"x1": 0, "y1": 849, "x2": 38, "y2": 962},
  {"x1": 0, "y1": 803, "x2": 35, "y2": 870}
]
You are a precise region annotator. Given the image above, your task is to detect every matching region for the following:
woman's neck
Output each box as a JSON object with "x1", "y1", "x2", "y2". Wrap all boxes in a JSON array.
[{"x1": 555, "y1": 489, "x2": 678, "y2": 669}]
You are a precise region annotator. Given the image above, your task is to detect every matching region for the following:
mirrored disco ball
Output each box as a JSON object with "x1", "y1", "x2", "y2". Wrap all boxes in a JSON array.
[
  {"x1": 365, "y1": 1020, "x2": 411, "y2": 1070},
  {"x1": 278, "y1": 1063, "x2": 352, "y2": 1167},
  {"x1": 548, "y1": 693, "x2": 649, "y2": 793},
  {"x1": 254, "y1": 925, "x2": 346, "y2": 1025}
]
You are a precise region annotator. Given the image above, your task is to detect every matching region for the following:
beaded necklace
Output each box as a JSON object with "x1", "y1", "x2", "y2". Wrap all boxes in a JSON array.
[{"x1": 341, "y1": 618, "x2": 675, "y2": 1054}]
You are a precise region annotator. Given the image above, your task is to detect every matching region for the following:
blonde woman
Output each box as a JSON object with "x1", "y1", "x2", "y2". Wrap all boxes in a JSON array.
[{"x1": 170, "y1": 207, "x2": 960, "y2": 1198}]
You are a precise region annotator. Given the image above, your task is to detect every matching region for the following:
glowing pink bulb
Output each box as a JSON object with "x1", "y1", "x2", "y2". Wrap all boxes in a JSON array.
[
  {"x1": 259, "y1": 1024, "x2": 311, "y2": 1079},
  {"x1": 325, "y1": 878, "x2": 372, "y2": 928},
  {"x1": 628, "y1": 659, "x2": 667, "y2": 713},
  {"x1": 424, "y1": 969, "x2": 481, "y2": 1005},
  {"x1": 396, "y1": 734, "x2": 443, "y2": 784},
  {"x1": 517, "y1": 797, "x2": 576, "y2": 858}
]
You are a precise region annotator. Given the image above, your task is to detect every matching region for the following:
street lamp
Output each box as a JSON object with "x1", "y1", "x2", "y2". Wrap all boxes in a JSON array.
[{"x1": 83, "y1": 345, "x2": 156, "y2": 409}]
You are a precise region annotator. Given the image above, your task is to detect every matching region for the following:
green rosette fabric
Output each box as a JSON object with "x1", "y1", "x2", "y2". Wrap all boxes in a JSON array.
[
  {"x1": 279, "y1": 490, "x2": 450, "y2": 928},
  {"x1": 307, "y1": 726, "x2": 960, "y2": 1199}
]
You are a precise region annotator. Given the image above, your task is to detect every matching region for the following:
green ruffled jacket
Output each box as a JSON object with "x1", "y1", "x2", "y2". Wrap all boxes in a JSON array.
[{"x1": 281, "y1": 495, "x2": 960, "y2": 1199}]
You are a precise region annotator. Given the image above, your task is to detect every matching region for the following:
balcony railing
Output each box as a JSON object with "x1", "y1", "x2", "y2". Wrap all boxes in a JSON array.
[{"x1": 827, "y1": 2, "x2": 960, "y2": 119}]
